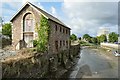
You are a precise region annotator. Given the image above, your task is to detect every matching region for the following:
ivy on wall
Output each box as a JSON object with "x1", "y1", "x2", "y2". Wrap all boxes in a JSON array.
[{"x1": 36, "y1": 15, "x2": 50, "y2": 52}]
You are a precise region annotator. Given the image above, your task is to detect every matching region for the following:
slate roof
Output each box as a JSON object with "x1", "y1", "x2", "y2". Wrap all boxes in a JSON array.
[{"x1": 10, "y1": 2, "x2": 70, "y2": 29}]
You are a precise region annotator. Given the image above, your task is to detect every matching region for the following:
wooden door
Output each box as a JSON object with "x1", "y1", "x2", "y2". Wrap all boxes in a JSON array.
[{"x1": 24, "y1": 34, "x2": 33, "y2": 48}]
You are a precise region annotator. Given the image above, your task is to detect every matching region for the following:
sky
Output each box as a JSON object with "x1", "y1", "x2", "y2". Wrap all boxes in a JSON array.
[{"x1": 0, "y1": 0, "x2": 119, "y2": 37}]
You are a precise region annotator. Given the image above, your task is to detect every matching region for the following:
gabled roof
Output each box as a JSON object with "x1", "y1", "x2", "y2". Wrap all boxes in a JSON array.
[{"x1": 10, "y1": 2, "x2": 70, "y2": 29}]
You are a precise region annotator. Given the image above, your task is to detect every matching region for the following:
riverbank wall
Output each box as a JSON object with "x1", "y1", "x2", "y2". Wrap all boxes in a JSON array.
[
  {"x1": 100, "y1": 43, "x2": 120, "y2": 50},
  {"x1": 1, "y1": 44, "x2": 80, "y2": 78}
]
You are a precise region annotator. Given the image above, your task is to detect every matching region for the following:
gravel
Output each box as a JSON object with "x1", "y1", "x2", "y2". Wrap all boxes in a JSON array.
[{"x1": 0, "y1": 49, "x2": 17, "y2": 61}]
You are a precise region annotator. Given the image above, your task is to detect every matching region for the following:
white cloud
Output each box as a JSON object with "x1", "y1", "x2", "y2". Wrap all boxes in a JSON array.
[
  {"x1": 35, "y1": 2, "x2": 44, "y2": 10},
  {"x1": 62, "y1": 2, "x2": 118, "y2": 37},
  {"x1": 50, "y1": 6, "x2": 58, "y2": 18},
  {"x1": 51, "y1": 7, "x2": 56, "y2": 15},
  {"x1": 22, "y1": 0, "x2": 28, "y2": 4},
  {"x1": 1, "y1": 1, "x2": 45, "y2": 22}
]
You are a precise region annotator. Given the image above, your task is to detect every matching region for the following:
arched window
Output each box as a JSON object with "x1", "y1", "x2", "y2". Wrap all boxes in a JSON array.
[
  {"x1": 23, "y1": 13, "x2": 34, "y2": 32},
  {"x1": 23, "y1": 13, "x2": 34, "y2": 48}
]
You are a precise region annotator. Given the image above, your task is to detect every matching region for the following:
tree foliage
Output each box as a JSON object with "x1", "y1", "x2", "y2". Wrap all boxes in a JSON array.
[
  {"x1": 97, "y1": 34, "x2": 107, "y2": 43},
  {"x1": 36, "y1": 15, "x2": 50, "y2": 52},
  {"x1": 70, "y1": 34, "x2": 77, "y2": 41},
  {"x1": 2, "y1": 23, "x2": 12, "y2": 39},
  {"x1": 83, "y1": 34, "x2": 91, "y2": 42},
  {"x1": 78, "y1": 37, "x2": 81, "y2": 40},
  {"x1": 100, "y1": 34, "x2": 107, "y2": 42},
  {"x1": 96, "y1": 36, "x2": 100, "y2": 44},
  {"x1": 108, "y1": 32, "x2": 118, "y2": 43},
  {"x1": 91, "y1": 37, "x2": 97, "y2": 44}
]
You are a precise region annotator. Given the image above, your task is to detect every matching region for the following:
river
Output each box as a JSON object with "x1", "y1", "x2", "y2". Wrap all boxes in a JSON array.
[{"x1": 62, "y1": 47, "x2": 118, "y2": 79}]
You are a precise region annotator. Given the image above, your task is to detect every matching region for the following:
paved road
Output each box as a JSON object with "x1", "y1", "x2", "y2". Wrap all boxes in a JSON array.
[{"x1": 63, "y1": 47, "x2": 118, "y2": 78}]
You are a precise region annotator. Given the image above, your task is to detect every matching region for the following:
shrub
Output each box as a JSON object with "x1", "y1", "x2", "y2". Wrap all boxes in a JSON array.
[{"x1": 33, "y1": 40, "x2": 38, "y2": 47}]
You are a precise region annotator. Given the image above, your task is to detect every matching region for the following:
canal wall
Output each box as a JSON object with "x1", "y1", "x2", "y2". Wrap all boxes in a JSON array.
[
  {"x1": 100, "y1": 43, "x2": 120, "y2": 49},
  {"x1": 1, "y1": 44, "x2": 80, "y2": 78}
]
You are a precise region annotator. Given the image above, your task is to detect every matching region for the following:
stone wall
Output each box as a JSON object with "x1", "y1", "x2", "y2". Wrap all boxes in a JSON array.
[
  {"x1": 48, "y1": 20, "x2": 70, "y2": 54},
  {"x1": 2, "y1": 38, "x2": 12, "y2": 48},
  {"x1": 2, "y1": 51, "x2": 49, "y2": 78},
  {"x1": 12, "y1": 4, "x2": 41, "y2": 50},
  {"x1": 70, "y1": 44, "x2": 80, "y2": 57},
  {"x1": 11, "y1": 4, "x2": 71, "y2": 54},
  {"x1": 1, "y1": 44, "x2": 80, "y2": 78},
  {"x1": 100, "y1": 43, "x2": 120, "y2": 49}
]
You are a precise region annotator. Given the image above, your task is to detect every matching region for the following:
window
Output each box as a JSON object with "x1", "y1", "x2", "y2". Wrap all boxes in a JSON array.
[
  {"x1": 68, "y1": 30, "x2": 70, "y2": 35},
  {"x1": 25, "y1": 19, "x2": 33, "y2": 32},
  {"x1": 60, "y1": 40, "x2": 62, "y2": 48},
  {"x1": 55, "y1": 25, "x2": 57, "y2": 31},
  {"x1": 66, "y1": 41, "x2": 68, "y2": 48},
  {"x1": 60, "y1": 26, "x2": 62, "y2": 32},
  {"x1": 66, "y1": 29, "x2": 68, "y2": 34},
  {"x1": 63, "y1": 28, "x2": 65, "y2": 33},
  {"x1": 55, "y1": 41, "x2": 58, "y2": 51},
  {"x1": 24, "y1": 13, "x2": 34, "y2": 32},
  {"x1": 63, "y1": 40, "x2": 65, "y2": 46}
]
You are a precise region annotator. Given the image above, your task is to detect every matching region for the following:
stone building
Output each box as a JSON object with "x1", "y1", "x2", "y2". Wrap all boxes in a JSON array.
[{"x1": 10, "y1": 2, "x2": 71, "y2": 54}]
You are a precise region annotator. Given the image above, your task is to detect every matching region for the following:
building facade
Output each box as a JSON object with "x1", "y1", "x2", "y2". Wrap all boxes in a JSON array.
[{"x1": 10, "y1": 2, "x2": 71, "y2": 54}]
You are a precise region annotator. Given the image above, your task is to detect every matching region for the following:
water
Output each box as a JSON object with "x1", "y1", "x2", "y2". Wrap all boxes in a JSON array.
[{"x1": 62, "y1": 47, "x2": 118, "y2": 78}]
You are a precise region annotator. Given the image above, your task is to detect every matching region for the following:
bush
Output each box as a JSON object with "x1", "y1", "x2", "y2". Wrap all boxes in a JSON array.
[
  {"x1": 33, "y1": 40, "x2": 38, "y2": 47},
  {"x1": 79, "y1": 41, "x2": 93, "y2": 46},
  {"x1": 2, "y1": 38, "x2": 12, "y2": 48}
]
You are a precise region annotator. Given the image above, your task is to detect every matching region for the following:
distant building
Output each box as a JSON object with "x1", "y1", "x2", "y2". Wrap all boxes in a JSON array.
[{"x1": 97, "y1": 27, "x2": 110, "y2": 42}]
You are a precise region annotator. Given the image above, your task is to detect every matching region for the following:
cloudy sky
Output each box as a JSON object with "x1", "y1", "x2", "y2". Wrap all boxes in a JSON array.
[{"x1": 0, "y1": 0, "x2": 119, "y2": 37}]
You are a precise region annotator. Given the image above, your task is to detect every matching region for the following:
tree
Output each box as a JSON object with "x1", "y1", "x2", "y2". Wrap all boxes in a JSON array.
[
  {"x1": 97, "y1": 34, "x2": 107, "y2": 44},
  {"x1": 96, "y1": 36, "x2": 100, "y2": 44},
  {"x1": 108, "y1": 32, "x2": 118, "y2": 43},
  {"x1": 91, "y1": 37, "x2": 97, "y2": 44},
  {"x1": 78, "y1": 37, "x2": 81, "y2": 40},
  {"x1": 70, "y1": 34, "x2": 77, "y2": 41},
  {"x1": 99, "y1": 34, "x2": 107, "y2": 42},
  {"x1": 83, "y1": 34, "x2": 91, "y2": 43},
  {"x1": 2, "y1": 23, "x2": 12, "y2": 39}
]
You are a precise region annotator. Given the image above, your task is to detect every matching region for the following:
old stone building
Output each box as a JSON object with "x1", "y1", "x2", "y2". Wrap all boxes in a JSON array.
[{"x1": 10, "y1": 2, "x2": 71, "y2": 54}]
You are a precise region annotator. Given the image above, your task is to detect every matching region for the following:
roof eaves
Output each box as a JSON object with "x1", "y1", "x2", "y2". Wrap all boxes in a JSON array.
[
  {"x1": 28, "y1": 2, "x2": 49, "y2": 19},
  {"x1": 10, "y1": 2, "x2": 29, "y2": 22},
  {"x1": 10, "y1": 2, "x2": 49, "y2": 22}
]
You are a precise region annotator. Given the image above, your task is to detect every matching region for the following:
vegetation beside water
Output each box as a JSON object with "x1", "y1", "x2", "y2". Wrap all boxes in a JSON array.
[
  {"x1": 70, "y1": 32, "x2": 119, "y2": 47},
  {"x1": 79, "y1": 40, "x2": 95, "y2": 46}
]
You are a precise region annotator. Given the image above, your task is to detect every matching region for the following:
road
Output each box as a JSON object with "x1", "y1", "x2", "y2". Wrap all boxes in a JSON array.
[{"x1": 62, "y1": 47, "x2": 118, "y2": 79}]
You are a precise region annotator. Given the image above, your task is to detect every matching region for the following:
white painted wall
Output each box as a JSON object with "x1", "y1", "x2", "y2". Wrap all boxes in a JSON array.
[
  {"x1": 100, "y1": 43, "x2": 120, "y2": 49},
  {"x1": 118, "y1": 37, "x2": 120, "y2": 43}
]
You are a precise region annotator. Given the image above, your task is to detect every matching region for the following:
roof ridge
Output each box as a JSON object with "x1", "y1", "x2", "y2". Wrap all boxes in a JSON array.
[
  {"x1": 29, "y1": 2, "x2": 70, "y2": 29},
  {"x1": 10, "y1": 2, "x2": 70, "y2": 29}
]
